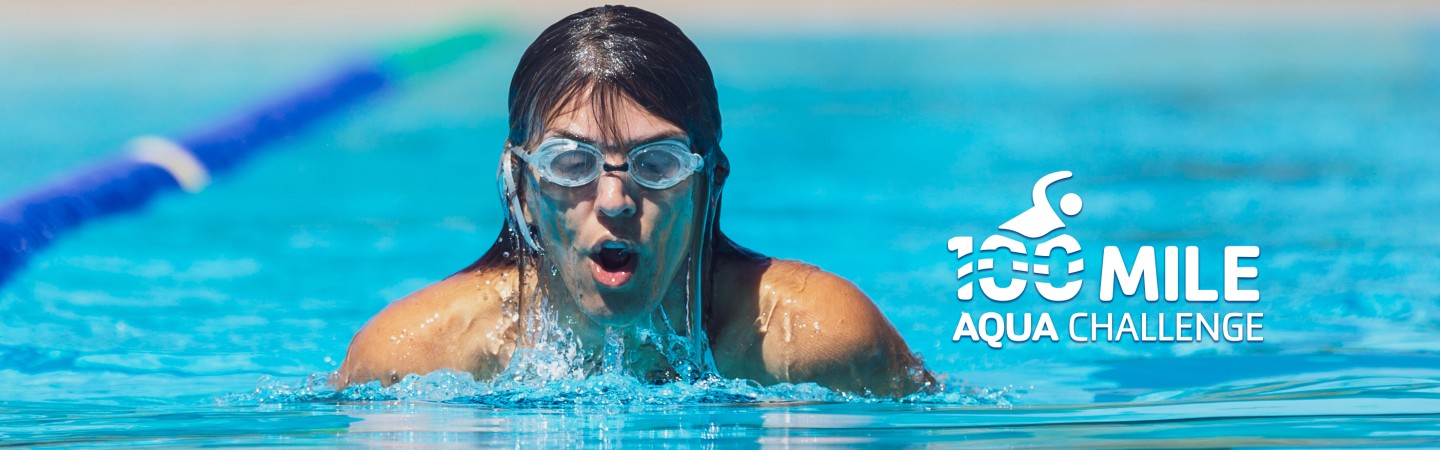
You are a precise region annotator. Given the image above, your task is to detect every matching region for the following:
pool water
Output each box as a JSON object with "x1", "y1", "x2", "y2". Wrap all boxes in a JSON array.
[{"x1": 3, "y1": 23, "x2": 1440, "y2": 446}]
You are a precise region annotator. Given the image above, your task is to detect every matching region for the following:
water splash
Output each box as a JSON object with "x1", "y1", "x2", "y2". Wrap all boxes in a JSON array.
[{"x1": 220, "y1": 369, "x2": 1014, "y2": 408}]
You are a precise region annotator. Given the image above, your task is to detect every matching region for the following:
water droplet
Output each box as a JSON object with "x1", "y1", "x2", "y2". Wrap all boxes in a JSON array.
[{"x1": 782, "y1": 312, "x2": 793, "y2": 344}]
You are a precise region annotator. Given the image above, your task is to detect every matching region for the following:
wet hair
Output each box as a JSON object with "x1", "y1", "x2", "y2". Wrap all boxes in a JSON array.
[
  {"x1": 507, "y1": 5, "x2": 723, "y2": 155},
  {"x1": 467, "y1": 5, "x2": 735, "y2": 271}
]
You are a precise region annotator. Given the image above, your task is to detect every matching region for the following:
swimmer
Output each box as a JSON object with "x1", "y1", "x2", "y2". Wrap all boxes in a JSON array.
[{"x1": 337, "y1": 5, "x2": 934, "y2": 397}]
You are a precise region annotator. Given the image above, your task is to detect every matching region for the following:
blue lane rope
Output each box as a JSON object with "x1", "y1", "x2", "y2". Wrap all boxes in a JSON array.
[{"x1": 0, "y1": 28, "x2": 497, "y2": 286}]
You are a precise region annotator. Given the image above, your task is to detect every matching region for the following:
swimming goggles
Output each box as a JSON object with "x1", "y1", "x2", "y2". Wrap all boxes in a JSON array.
[{"x1": 512, "y1": 137, "x2": 704, "y2": 190}]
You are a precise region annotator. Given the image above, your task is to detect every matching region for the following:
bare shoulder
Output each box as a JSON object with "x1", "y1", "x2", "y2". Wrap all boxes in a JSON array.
[
  {"x1": 335, "y1": 266, "x2": 519, "y2": 387},
  {"x1": 757, "y1": 260, "x2": 890, "y2": 365},
  {"x1": 711, "y1": 257, "x2": 931, "y2": 396}
]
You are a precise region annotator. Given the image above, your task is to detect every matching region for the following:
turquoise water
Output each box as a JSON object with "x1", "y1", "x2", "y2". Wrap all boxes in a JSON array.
[{"x1": 3, "y1": 24, "x2": 1440, "y2": 446}]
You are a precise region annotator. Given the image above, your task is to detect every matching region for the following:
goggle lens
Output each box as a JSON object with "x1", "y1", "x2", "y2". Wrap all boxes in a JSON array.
[
  {"x1": 549, "y1": 148, "x2": 599, "y2": 181},
  {"x1": 632, "y1": 144, "x2": 686, "y2": 184}
]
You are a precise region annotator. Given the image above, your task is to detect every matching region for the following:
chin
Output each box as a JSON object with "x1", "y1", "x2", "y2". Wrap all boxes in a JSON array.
[{"x1": 577, "y1": 291, "x2": 655, "y2": 327}]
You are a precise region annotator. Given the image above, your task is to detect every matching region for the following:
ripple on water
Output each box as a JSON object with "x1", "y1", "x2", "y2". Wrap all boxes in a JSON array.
[{"x1": 220, "y1": 369, "x2": 1014, "y2": 408}]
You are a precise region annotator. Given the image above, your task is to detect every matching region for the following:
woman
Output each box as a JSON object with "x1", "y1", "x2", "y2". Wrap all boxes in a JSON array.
[{"x1": 338, "y1": 5, "x2": 933, "y2": 397}]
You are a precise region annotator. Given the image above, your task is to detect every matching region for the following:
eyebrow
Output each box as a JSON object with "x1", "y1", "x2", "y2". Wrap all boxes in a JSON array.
[{"x1": 543, "y1": 129, "x2": 689, "y2": 149}]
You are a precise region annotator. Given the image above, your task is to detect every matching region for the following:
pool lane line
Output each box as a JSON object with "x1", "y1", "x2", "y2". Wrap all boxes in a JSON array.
[{"x1": 0, "y1": 26, "x2": 501, "y2": 286}]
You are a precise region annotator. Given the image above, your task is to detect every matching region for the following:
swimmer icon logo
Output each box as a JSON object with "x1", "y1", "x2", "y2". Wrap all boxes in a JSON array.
[{"x1": 949, "y1": 171, "x2": 1085, "y2": 302}]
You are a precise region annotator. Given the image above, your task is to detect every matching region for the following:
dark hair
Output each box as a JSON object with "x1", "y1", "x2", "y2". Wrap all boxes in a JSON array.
[{"x1": 506, "y1": 5, "x2": 723, "y2": 156}]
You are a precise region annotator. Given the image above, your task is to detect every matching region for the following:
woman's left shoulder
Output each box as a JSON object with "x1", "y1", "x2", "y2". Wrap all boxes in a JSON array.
[
  {"x1": 755, "y1": 259, "x2": 892, "y2": 345},
  {"x1": 750, "y1": 259, "x2": 928, "y2": 395},
  {"x1": 758, "y1": 260, "x2": 876, "y2": 314}
]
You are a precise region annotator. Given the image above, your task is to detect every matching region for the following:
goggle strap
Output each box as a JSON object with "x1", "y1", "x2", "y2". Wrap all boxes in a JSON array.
[{"x1": 500, "y1": 152, "x2": 543, "y2": 252}]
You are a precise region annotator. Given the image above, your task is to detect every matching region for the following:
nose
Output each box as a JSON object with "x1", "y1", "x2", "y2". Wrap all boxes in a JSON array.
[{"x1": 594, "y1": 174, "x2": 637, "y2": 218}]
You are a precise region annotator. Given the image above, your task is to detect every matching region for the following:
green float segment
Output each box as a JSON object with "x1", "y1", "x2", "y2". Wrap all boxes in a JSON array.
[{"x1": 381, "y1": 27, "x2": 503, "y2": 82}]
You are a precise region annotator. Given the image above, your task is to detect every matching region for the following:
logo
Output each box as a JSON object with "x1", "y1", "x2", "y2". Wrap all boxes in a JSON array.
[
  {"x1": 948, "y1": 171, "x2": 1085, "y2": 303},
  {"x1": 947, "y1": 171, "x2": 1264, "y2": 349}
]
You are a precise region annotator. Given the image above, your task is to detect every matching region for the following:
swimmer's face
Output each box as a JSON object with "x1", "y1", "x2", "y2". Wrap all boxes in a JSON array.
[{"x1": 518, "y1": 94, "x2": 696, "y2": 326}]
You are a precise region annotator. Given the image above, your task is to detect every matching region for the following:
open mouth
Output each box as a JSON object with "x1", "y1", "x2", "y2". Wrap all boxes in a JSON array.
[{"x1": 590, "y1": 241, "x2": 638, "y2": 288}]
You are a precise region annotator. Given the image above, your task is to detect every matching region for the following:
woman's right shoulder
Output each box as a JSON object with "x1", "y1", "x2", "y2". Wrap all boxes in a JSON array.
[
  {"x1": 387, "y1": 266, "x2": 520, "y2": 322},
  {"x1": 335, "y1": 265, "x2": 520, "y2": 387}
]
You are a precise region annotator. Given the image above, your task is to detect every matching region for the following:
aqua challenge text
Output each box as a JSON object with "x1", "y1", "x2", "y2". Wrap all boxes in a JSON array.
[{"x1": 945, "y1": 172, "x2": 1264, "y2": 349}]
